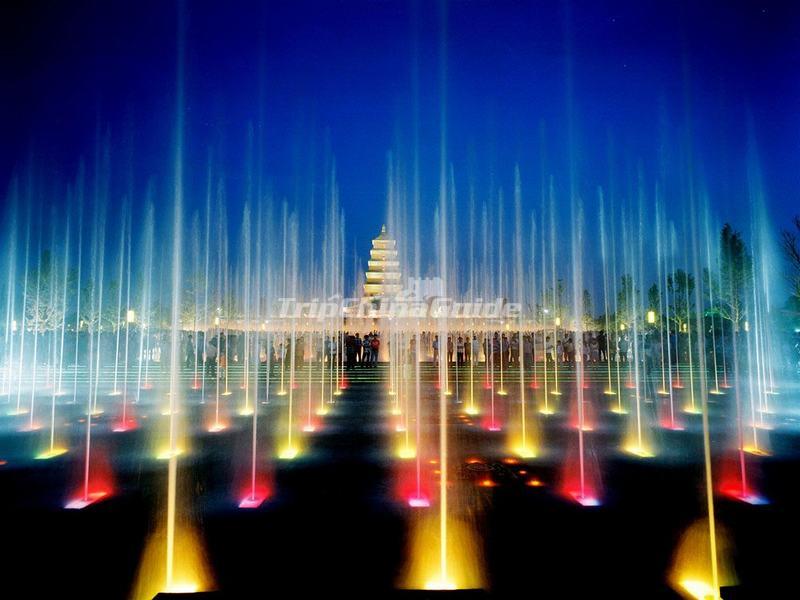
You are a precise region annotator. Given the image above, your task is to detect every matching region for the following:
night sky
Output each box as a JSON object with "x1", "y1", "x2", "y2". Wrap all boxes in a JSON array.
[{"x1": 2, "y1": 0, "x2": 799, "y2": 285}]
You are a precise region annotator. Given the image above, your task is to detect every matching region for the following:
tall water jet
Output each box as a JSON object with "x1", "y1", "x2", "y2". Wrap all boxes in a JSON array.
[
  {"x1": 139, "y1": 8, "x2": 212, "y2": 593},
  {"x1": 509, "y1": 166, "x2": 536, "y2": 458}
]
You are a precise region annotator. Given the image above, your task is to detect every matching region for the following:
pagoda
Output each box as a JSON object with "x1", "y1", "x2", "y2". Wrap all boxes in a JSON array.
[{"x1": 363, "y1": 225, "x2": 402, "y2": 297}]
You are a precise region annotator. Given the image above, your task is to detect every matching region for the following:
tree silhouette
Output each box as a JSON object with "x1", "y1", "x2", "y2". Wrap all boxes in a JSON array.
[{"x1": 717, "y1": 223, "x2": 752, "y2": 333}]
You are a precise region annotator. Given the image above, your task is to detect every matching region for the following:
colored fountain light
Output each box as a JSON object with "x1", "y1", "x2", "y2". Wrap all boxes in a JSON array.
[
  {"x1": 720, "y1": 486, "x2": 768, "y2": 506},
  {"x1": 408, "y1": 494, "x2": 431, "y2": 508},
  {"x1": 164, "y1": 582, "x2": 199, "y2": 593},
  {"x1": 567, "y1": 491, "x2": 601, "y2": 507},
  {"x1": 278, "y1": 446, "x2": 299, "y2": 460},
  {"x1": 679, "y1": 579, "x2": 719, "y2": 600},
  {"x1": 742, "y1": 445, "x2": 769, "y2": 457},
  {"x1": 397, "y1": 445, "x2": 416, "y2": 460},
  {"x1": 623, "y1": 444, "x2": 654, "y2": 459},
  {"x1": 424, "y1": 578, "x2": 456, "y2": 591},
  {"x1": 238, "y1": 493, "x2": 269, "y2": 509},
  {"x1": 36, "y1": 447, "x2": 68, "y2": 460},
  {"x1": 512, "y1": 445, "x2": 536, "y2": 459},
  {"x1": 156, "y1": 448, "x2": 184, "y2": 460},
  {"x1": 65, "y1": 490, "x2": 108, "y2": 510},
  {"x1": 113, "y1": 419, "x2": 138, "y2": 432}
]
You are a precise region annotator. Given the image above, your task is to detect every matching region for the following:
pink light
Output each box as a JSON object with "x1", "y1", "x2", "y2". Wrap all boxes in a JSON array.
[
  {"x1": 238, "y1": 494, "x2": 268, "y2": 509},
  {"x1": 65, "y1": 491, "x2": 108, "y2": 510},
  {"x1": 408, "y1": 495, "x2": 431, "y2": 508},
  {"x1": 721, "y1": 489, "x2": 768, "y2": 505},
  {"x1": 568, "y1": 490, "x2": 601, "y2": 507},
  {"x1": 112, "y1": 419, "x2": 138, "y2": 433}
]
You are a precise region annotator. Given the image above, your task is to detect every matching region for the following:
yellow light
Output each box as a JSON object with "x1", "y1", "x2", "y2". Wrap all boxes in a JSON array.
[
  {"x1": 554, "y1": 317, "x2": 561, "y2": 327},
  {"x1": 623, "y1": 443, "x2": 654, "y2": 458},
  {"x1": 397, "y1": 445, "x2": 416, "y2": 460},
  {"x1": 156, "y1": 448, "x2": 184, "y2": 460},
  {"x1": 620, "y1": 323, "x2": 626, "y2": 331},
  {"x1": 514, "y1": 446, "x2": 536, "y2": 459},
  {"x1": 278, "y1": 446, "x2": 298, "y2": 460},
  {"x1": 35, "y1": 447, "x2": 68, "y2": 460},
  {"x1": 214, "y1": 316, "x2": 220, "y2": 326},
  {"x1": 669, "y1": 518, "x2": 736, "y2": 600},
  {"x1": 682, "y1": 322, "x2": 688, "y2": 332},
  {"x1": 126, "y1": 309, "x2": 136, "y2": 323},
  {"x1": 647, "y1": 310, "x2": 656, "y2": 324},
  {"x1": 742, "y1": 445, "x2": 770, "y2": 457},
  {"x1": 166, "y1": 583, "x2": 199, "y2": 593},
  {"x1": 679, "y1": 579, "x2": 717, "y2": 600},
  {"x1": 424, "y1": 579, "x2": 456, "y2": 590},
  {"x1": 130, "y1": 522, "x2": 213, "y2": 600},
  {"x1": 400, "y1": 514, "x2": 485, "y2": 590}
]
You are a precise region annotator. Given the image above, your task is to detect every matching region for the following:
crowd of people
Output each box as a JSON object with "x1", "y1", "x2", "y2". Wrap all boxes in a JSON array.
[{"x1": 176, "y1": 325, "x2": 763, "y2": 378}]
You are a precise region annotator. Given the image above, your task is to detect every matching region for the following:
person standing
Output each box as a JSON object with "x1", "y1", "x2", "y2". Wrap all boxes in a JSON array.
[
  {"x1": 471, "y1": 334, "x2": 481, "y2": 365},
  {"x1": 370, "y1": 332, "x2": 380, "y2": 366},
  {"x1": 456, "y1": 335, "x2": 465, "y2": 366}
]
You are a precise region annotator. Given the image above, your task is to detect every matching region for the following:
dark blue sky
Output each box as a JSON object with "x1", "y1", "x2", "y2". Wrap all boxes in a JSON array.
[{"x1": 2, "y1": 0, "x2": 799, "y2": 283}]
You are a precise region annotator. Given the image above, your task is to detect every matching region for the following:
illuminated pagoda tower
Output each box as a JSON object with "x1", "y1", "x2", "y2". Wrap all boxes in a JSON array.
[{"x1": 364, "y1": 225, "x2": 402, "y2": 298}]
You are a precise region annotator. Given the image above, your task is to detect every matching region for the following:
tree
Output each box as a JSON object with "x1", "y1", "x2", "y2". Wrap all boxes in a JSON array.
[
  {"x1": 582, "y1": 289, "x2": 595, "y2": 330},
  {"x1": 781, "y1": 215, "x2": 800, "y2": 303},
  {"x1": 647, "y1": 283, "x2": 659, "y2": 312},
  {"x1": 25, "y1": 250, "x2": 66, "y2": 334},
  {"x1": 667, "y1": 269, "x2": 695, "y2": 331},
  {"x1": 717, "y1": 223, "x2": 752, "y2": 333},
  {"x1": 616, "y1": 274, "x2": 637, "y2": 327}
]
